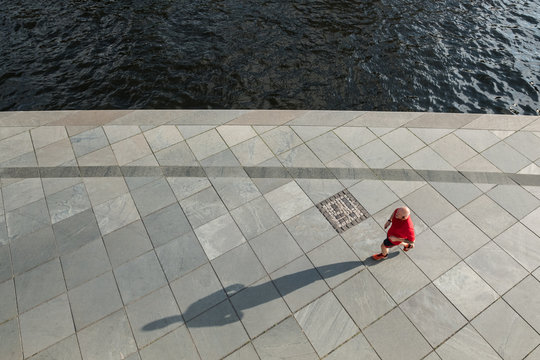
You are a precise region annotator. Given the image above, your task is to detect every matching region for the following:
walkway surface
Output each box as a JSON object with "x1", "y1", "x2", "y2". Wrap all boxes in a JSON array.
[{"x1": 1, "y1": 110, "x2": 540, "y2": 360}]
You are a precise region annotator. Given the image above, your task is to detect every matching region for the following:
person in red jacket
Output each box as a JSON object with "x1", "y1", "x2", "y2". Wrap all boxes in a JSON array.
[{"x1": 372, "y1": 206, "x2": 415, "y2": 260}]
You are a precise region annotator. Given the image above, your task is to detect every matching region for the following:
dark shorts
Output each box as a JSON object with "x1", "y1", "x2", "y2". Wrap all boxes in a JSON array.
[{"x1": 383, "y1": 238, "x2": 398, "y2": 248}]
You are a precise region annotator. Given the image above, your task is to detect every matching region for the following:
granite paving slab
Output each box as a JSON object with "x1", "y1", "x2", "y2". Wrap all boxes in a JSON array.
[
  {"x1": 436, "y1": 324, "x2": 502, "y2": 360},
  {"x1": 138, "y1": 326, "x2": 200, "y2": 360}
]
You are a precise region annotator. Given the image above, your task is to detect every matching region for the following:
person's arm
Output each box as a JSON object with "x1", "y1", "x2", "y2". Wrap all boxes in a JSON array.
[{"x1": 384, "y1": 211, "x2": 395, "y2": 229}]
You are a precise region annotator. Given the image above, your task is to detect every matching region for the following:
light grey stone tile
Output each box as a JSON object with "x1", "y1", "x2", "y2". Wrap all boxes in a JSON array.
[
  {"x1": 223, "y1": 343, "x2": 258, "y2": 360},
  {"x1": 436, "y1": 324, "x2": 502, "y2": 360},
  {"x1": 41, "y1": 178, "x2": 81, "y2": 197},
  {"x1": 505, "y1": 131, "x2": 540, "y2": 161},
  {"x1": 46, "y1": 183, "x2": 91, "y2": 224},
  {"x1": 364, "y1": 307, "x2": 431, "y2": 360},
  {"x1": 325, "y1": 333, "x2": 379, "y2": 360},
  {"x1": 0, "y1": 131, "x2": 33, "y2": 164},
  {"x1": 83, "y1": 177, "x2": 129, "y2": 207},
  {"x1": 199, "y1": 147, "x2": 240, "y2": 168},
  {"x1": 155, "y1": 141, "x2": 198, "y2": 166},
  {"x1": 432, "y1": 211, "x2": 491, "y2": 258},
  {"x1": 487, "y1": 184, "x2": 540, "y2": 220},
  {"x1": 0, "y1": 279, "x2": 17, "y2": 324},
  {"x1": 404, "y1": 147, "x2": 454, "y2": 171},
  {"x1": 368, "y1": 127, "x2": 393, "y2": 136},
  {"x1": 463, "y1": 114, "x2": 533, "y2": 130},
  {"x1": 523, "y1": 207, "x2": 540, "y2": 238},
  {"x1": 466, "y1": 242, "x2": 528, "y2": 295},
  {"x1": 369, "y1": 250, "x2": 430, "y2": 304},
  {"x1": 264, "y1": 181, "x2": 313, "y2": 222},
  {"x1": 0, "y1": 216, "x2": 6, "y2": 246},
  {"x1": 143, "y1": 202, "x2": 192, "y2": 247},
  {"x1": 180, "y1": 187, "x2": 228, "y2": 229},
  {"x1": 333, "y1": 126, "x2": 376, "y2": 149},
  {"x1": 250, "y1": 224, "x2": 303, "y2": 273},
  {"x1": 326, "y1": 151, "x2": 368, "y2": 187},
  {"x1": 296, "y1": 178, "x2": 344, "y2": 204},
  {"x1": 495, "y1": 223, "x2": 540, "y2": 272},
  {"x1": 306, "y1": 131, "x2": 350, "y2": 164},
  {"x1": 156, "y1": 231, "x2": 207, "y2": 282},
  {"x1": 504, "y1": 276, "x2": 540, "y2": 333},
  {"x1": 0, "y1": 319, "x2": 22, "y2": 360},
  {"x1": 2, "y1": 178, "x2": 44, "y2": 213},
  {"x1": 454, "y1": 129, "x2": 501, "y2": 152},
  {"x1": 143, "y1": 125, "x2": 183, "y2": 152},
  {"x1": 187, "y1": 300, "x2": 249, "y2": 360},
  {"x1": 253, "y1": 125, "x2": 276, "y2": 134},
  {"x1": 334, "y1": 269, "x2": 395, "y2": 329},
  {"x1": 68, "y1": 271, "x2": 122, "y2": 330},
  {"x1": 295, "y1": 292, "x2": 358, "y2": 357},
  {"x1": 103, "y1": 220, "x2": 152, "y2": 268},
  {"x1": 94, "y1": 193, "x2": 140, "y2": 236},
  {"x1": 406, "y1": 112, "x2": 479, "y2": 128},
  {"x1": 253, "y1": 317, "x2": 317, "y2": 360},
  {"x1": 211, "y1": 242, "x2": 266, "y2": 296},
  {"x1": 434, "y1": 262, "x2": 498, "y2": 319},
  {"x1": 341, "y1": 217, "x2": 387, "y2": 260},
  {"x1": 472, "y1": 299, "x2": 540, "y2": 360},
  {"x1": 61, "y1": 239, "x2": 111, "y2": 290},
  {"x1": 457, "y1": 153, "x2": 502, "y2": 173},
  {"x1": 355, "y1": 139, "x2": 400, "y2": 168},
  {"x1": 0, "y1": 245, "x2": 12, "y2": 283},
  {"x1": 126, "y1": 286, "x2": 182, "y2": 348},
  {"x1": 270, "y1": 255, "x2": 329, "y2": 312},
  {"x1": 409, "y1": 128, "x2": 453, "y2": 144},
  {"x1": 231, "y1": 276, "x2": 290, "y2": 338},
  {"x1": 430, "y1": 134, "x2": 477, "y2": 167},
  {"x1": 6, "y1": 199, "x2": 50, "y2": 242},
  {"x1": 186, "y1": 129, "x2": 228, "y2": 160},
  {"x1": 423, "y1": 352, "x2": 442, "y2": 360},
  {"x1": 347, "y1": 111, "x2": 420, "y2": 127},
  {"x1": 292, "y1": 125, "x2": 334, "y2": 142},
  {"x1": 407, "y1": 230, "x2": 460, "y2": 280},
  {"x1": 78, "y1": 310, "x2": 137, "y2": 360},
  {"x1": 19, "y1": 294, "x2": 74, "y2": 358},
  {"x1": 0, "y1": 151, "x2": 37, "y2": 168},
  {"x1": 27, "y1": 334, "x2": 81, "y2": 360},
  {"x1": 348, "y1": 179, "x2": 399, "y2": 215},
  {"x1": 380, "y1": 128, "x2": 425, "y2": 158},
  {"x1": 403, "y1": 185, "x2": 456, "y2": 226},
  {"x1": 216, "y1": 125, "x2": 256, "y2": 147},
  {"x1": 231, "y1": 196, "x2": 281, "y2": 240},
  {"x1": 231, "y1": 136, "x2": 274, "y2": 166},
  {"x1": 210, "y1": 175, "x2": 261, "y2": 210},
  {"x1": 111, "y1": 134, "x2": 152, "y2": 166},
  {"x1": 114, "y1": 251, "x2": 167, "y2": 305},
  {"x1": 482, "y1": 141, "x2": 531, "y2": 173},
  {"x1": 70, "y1": 127, "x2": 109, "y2": 157},
  {"x1": 278, "y1": 144, "x2": 324, "y2": 168},
  {"x1": 10, "y1": 226, "x2": 56, "y2": 275},
  {"x1": 195, "y1": 213, "x2": 246, "y2": 261},
  {"x1": 131, "y1": 178, "x2": 176, "y2": 217},
  {"x1": 288, "y1": 110, "x2": 360, "y2": 126},
  {"x1": 525, "y1": 346, "x2": 540, "y2": 360},
  {"x1": 430, "y1": 180, "x2": 482, "y2": 208},
  {"x1": 461, "y1": 195, "x2": 517, "y2": 238},
  {"x1": 103, "y1": 125, "x2": 141, "y2": 144},
  {"x1": 261, "y1": 126, "x2": 303, "y2": 155},
  {"x1": 139, "y1": 326, "x2": 199, "y2": 360},
  {"x1": 400, "y1": 283, "x2": 466, "y2": 347},
  {"x1": 307, "y1": 236, "x2": 363, "y2": 288},
  {"x1": 285, "y1": 207, "x2": 337, "y2": 252},
  {"x1": 171, "y1": 263, "x2": 225, "y2": 321},
  {"x1": 16, "y1": 258, "x2": 66, "y2": 313},
  {"x1": 30, "y1": 126, "x2": 68, "y2": 149},
  {"x1": 177, "y1": 125, "x2": 215, "y2": 139},
  {"x1": 167, "y1": 177, "x2": 211, "y2": 201}
]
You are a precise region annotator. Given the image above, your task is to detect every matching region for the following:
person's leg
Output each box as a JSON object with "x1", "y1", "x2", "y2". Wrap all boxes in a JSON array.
[{"x1": 381, "y1": 243, "x2": 389, "y2": 256}]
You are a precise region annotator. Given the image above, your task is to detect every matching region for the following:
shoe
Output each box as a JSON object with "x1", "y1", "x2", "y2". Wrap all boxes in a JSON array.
[
  {"x1": 403, "y1": 244, "x2": 414, "y2": 252},
  {"x1": 372, "y1": 253, "x2": 388, "y2": 261}
]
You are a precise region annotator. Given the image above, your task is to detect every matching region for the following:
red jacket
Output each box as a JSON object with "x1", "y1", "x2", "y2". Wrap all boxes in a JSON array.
[{"x1": 387, "y1": 209, "x2": 415, "y2": 245}]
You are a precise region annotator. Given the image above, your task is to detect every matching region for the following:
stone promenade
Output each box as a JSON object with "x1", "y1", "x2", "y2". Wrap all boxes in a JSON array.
[{"x1": 1, "y1": 110, "x2": 540, "y2": 360}]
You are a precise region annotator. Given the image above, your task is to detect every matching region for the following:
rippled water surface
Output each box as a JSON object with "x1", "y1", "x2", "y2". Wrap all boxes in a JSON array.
[{"x1": 1, "y1": 0, "x2": 539, "y2": 114}]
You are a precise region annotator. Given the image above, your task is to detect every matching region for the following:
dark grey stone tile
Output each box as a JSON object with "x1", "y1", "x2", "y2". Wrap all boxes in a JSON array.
[
  {"x1": 27, "y1": 335, "x2": 81, "y2": 360},
  {"x1": 68, "y1": 271, "x2": 122, "y2": 330},
  {"x1": 46, "y1": 183, "x2": 91, "y2": 224},
  {"x1": 306, "y1": 131, "x2": 350, "y2": 164},
  {"x1": 466, "y1": 242, "x2": 528, "y2": 295},
  {"x1": 0, "y1": 245, "x2": 12, "y2": 283},
  {"x1": 364, "y1": 308, "x2": 431, "y2": 360},
  {"x1": 187, "y1": 300, "x2": 249, "y2": 360},
  {"x1": 231, "y1": 196, "x2": 281, "y2": 240},
  {"x1": 171, "y1": 262, "x2": 225, "y2": 321},
  {"x1": 436, "y1": 324, "x2": 502, "y2": 360},
  {"x1": 285, "y1": 207, "x2": 337, "y2": 252},
  {"x1": 139, "y1": 326, "x2": 199, "y2": 360},
  {"x1": 126, "y1": 286, "x2": 182, "y2": 348},
  {"x1": 270, "y1": 255, "x2": 329, "y2": 312},
  {"x1": 2, "y1": 178, "x2": 44, "y2": 213},
  {"x1": 15, "y1": 258, "x2": 66, "y2": 313},
  {"x1": 250, "y1": 224, "x2": 303, "y2": 273},
  {"x1": 78, "y1": 310, "x2": 137, "y2": 360},
  {"x1": 19, "y1": 294, "x2": 74, "y2": 357},
  {"x1": 103, "y1": 220, "x2": 153, "y2": 268},
  {"x1": 114, "y1": 251, "x2": 167, "y2": 304},
  {"x1": 250, "y1": 157, "x2": 292, "y2": 195},
  {"x1": 131, "y1": 178, "x2": 176, "y2": 217},
  {"x1": 154, "y1": 141, "x2": 198, "y2": 166},
  {"x1": 71, "y1": 127, "x2": 109, "y2": 157},
  {"x1": 125, "y1": 176, "x2": 161, "y2": 191},
  {"x1": 504, "y1": 276, "x2": 540, "y2": 333},
  {"x1": 211, "y1": 242, "x2": 266, "y2": 296},
  {"x1": 307, "y1": 236, "x2": 363, "y2": 289},
  {"x1": 400, "y1": 283, "x2": 466, "y2": 347},
  {"x1": 0, "y1": 279, "x2": 17, "y2": 324},
  {"x1": 155, "y1": 231, "x2": 207, "y2": 282},
  {"x1": 210, "y1": 176, "x2": 261, "y2": 210},
  {"x1": 253, "y1": 317, "x2": 317, "y2": 360},
  {"x1": 472, "y1": 299, "x2": 540, "y2": 360},
  {"x1": 52, "y1": 208, "x2": 101, "y2": 255},
  {"x1": 0, "y1": 319, "x2": 22, "y2": 360},
  {"x1": 180, "y1": 187, "x2": 228, "y2": 229},
  {"x1": 143, "y1": 202, "x2": 192, "y2": 247},
  {"x1": 0, "y1": 216, "x2": 7, "y2": 247},
  {"x1": 230, "y1": 276, "x2": 291, "y2": 338},
  {"x1": 10, "y1": 226, "x2": 57, "y2": 275},
  {"x1": 334, "y1": 269, "x2": 395, "y2": 330},
  {"x1": 61, "y1": 239, "x2": 111, "y2": 290},
  {"x1": 6, "y1": 199, "x2": 50, "y2": 242}
]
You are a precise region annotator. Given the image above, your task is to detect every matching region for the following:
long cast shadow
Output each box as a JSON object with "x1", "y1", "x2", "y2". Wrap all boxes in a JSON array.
[{"x1": 143, "y1": 261, "x2": 363, "y2": 330}]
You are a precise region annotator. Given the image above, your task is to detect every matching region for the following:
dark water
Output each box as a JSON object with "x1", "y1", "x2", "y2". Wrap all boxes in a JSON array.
[{"x1": 1, "y1": 0, "x2": 539, "y2": 114}]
